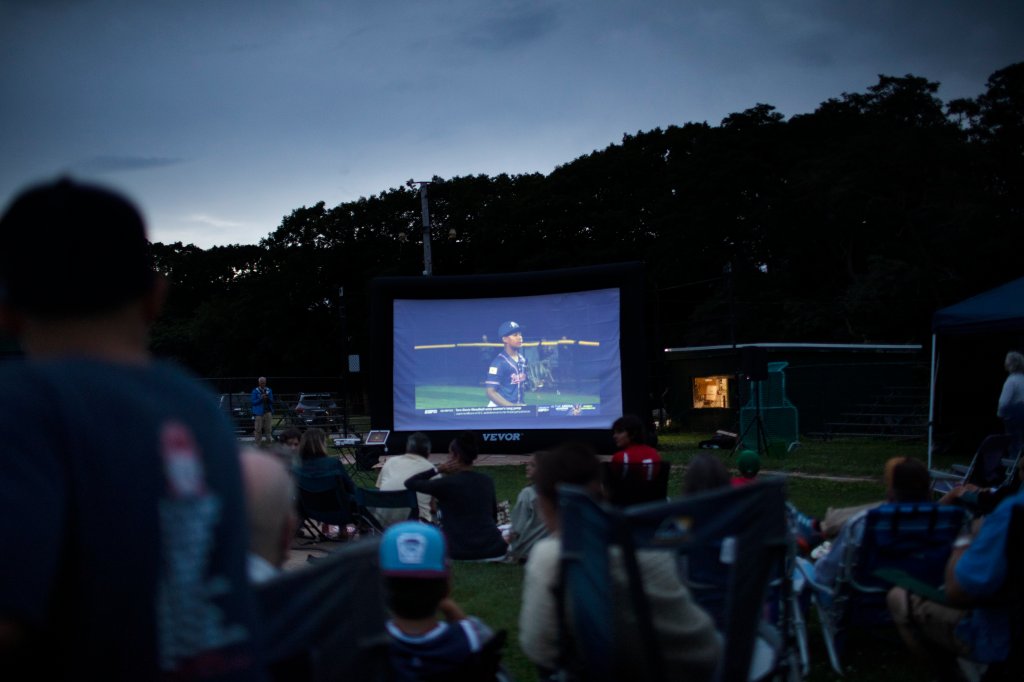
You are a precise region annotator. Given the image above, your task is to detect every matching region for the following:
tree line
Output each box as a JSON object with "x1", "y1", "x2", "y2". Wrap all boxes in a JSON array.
[{"x1": 148, "y1": 62, "x2": 1024, "y2": 382}]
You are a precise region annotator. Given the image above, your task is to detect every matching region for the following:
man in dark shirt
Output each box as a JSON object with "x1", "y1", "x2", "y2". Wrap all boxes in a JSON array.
[{"x1": 0, "y1": 178, "x2": 263, "y2": 679}]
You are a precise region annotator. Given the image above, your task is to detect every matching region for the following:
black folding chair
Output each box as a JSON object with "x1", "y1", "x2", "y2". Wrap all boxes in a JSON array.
[
  {"x1": 601, "y1": 460, "x2": 672, "y2": 506},
  {"x1": 254, "y1": 539, "x2": 391, "y2": 681},
  {"x1": 558, "y1": 478, "x2": 791, "y2": 682},
  {"x1": 354, "y1": 487, "x2": 420, "y2": 534},
  {"x1": 294, "y1": 468, "x2": 356, "y2": 543}
]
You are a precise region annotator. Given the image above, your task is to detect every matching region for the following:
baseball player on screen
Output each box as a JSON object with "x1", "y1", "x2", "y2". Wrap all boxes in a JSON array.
[{"x1": 485, "y1": 320, "x2": 531, "y2": 406}]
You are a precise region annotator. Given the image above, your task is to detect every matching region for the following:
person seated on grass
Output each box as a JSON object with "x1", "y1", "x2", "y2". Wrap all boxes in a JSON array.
[
  {"x1": 731, "y1": 449, "x2": 761, "y2": 487},
  {"x1": 679, "y1": 452, "x2": 792, "y2": 681},
  {"x1": 812, "y1": 456, "x2": 933, "y2": 591},
  {"x1": 405, "y1": 431, "x2": 508, "y2": 561},
  {"x1": 519, "y1": 443, "x2": 721, "y2": 681},
  {"x1": 376, "y1": 431, "x2": 437, "y2": 526},
  {"x1": 379, "y1": 521, "x2": 511, "y2": 681},
  {"x1": 240, "y1": 448, "x2": 297, "y2": 583},
  {"x1": 275, "y1": 427, "x2": 302, "y2": 465},
  {"x1": 885, "y1": 465, "x2": 1024, "y2": 682},
  {"x1": 610, "y1": 414, "x2": 661, "y2": 480},
  {"x1": 295, "y1": 427, "x2": 357, "y2": 539},
  {"x1": 682, "y1": 453, "x2": 732, "y2": 495},
  {"x1": 504, "y1": 452, "x2": 550, "y2": 564}
]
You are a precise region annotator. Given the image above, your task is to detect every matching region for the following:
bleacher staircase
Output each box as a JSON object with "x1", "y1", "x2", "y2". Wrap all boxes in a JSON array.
[{"x1": 815, "y1": 385, "x2": 928, "y2": 440}]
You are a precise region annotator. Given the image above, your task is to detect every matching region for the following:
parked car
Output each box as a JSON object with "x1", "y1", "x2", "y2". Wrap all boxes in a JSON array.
[
  {"x1": 292, "y1": 392, "x2": 340, "y2": 429},
  {"x1": 218, "y1": 392, "x2": 253, "y2": 436}
]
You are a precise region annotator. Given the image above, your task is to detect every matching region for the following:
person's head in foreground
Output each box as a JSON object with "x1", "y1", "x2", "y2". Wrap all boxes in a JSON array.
[
  {"x1": 379, "y1": 521, "x2": 451, "y2": 619},
  {"x1": 0, "y1": 177, "x2": 163, "y2": 355},
  {"x1": 240, "y1": 448, "x2": 297, "y2": 575},
  {"x1": 533, "y1": 442, "x2": 603, "y2": 532}
]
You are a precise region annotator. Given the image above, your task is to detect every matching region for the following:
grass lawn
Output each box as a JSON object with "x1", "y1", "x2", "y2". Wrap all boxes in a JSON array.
[{"x1": 449, "y1": 433, "x2": 953, "y2": 682}]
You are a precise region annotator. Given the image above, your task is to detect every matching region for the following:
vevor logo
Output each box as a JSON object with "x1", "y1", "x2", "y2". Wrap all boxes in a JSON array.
[{"x1": 482, "y1": 433, "x2": 522, "y2": 442}]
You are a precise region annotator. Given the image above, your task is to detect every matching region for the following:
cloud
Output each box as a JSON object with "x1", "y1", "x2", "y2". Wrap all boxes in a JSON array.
[
  {"x1": 459, "y1": 2, "x2": 560, "y2": 51},
  {"x1": 73, "y1": 155, "x2": 184, "y2": 173},
  {"x1": 185, "y1": 214, "x2": 246, "y2": 229}
]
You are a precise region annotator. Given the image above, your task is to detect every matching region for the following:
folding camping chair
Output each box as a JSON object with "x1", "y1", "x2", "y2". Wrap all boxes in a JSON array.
[
  {"x1": 353, "y1": 487, "x2": 420, "y2": 535},
  {"x1": 254, "y1": 538, "x2": 391, "y2": 681},
  {"x1": 798, "y1": 502, "x2": 966, "y2": 675},
  {"x1": 601, "y1": 460, "x2": 672, "y2": 506},
  {"x1": 931, "y1": 433, "x2": 1018, "y2": 495},
  {"x1": 557, "y1": 477, "x2": 796, "y2": 682},
  {"x1": 678, "y1": 487, "x2": 810, "y2": 679},
  {"x1": 294, "y1": 468, "x2": 357, "y2": 543}
]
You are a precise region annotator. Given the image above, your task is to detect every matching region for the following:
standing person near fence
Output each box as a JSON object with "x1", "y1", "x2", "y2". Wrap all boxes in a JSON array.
[
  {"x1": 251, "y1": 376, "x2": 275, "y2": 446},
  {"x1": 0, "y1": 178, "x2": 264, "y2": 679}
]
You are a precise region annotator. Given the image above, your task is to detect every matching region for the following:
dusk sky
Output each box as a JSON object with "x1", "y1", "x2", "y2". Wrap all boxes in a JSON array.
[{"x1": 2, "y1": 1, "x2": 1021, "y2": 248}]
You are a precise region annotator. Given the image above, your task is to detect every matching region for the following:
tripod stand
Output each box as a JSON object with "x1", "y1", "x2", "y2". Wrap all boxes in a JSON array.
[{"x1": 732, "y1": 373, "x2": 771, "y2": 458}]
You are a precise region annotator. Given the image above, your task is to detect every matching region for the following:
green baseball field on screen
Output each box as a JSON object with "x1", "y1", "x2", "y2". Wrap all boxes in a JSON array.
[{"x1": 415, "y1": 384, "x2": 599, "y2": 410}]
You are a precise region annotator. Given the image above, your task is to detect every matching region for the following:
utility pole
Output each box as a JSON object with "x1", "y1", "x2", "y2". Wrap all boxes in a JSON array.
[
  {"x1": 406, "y1": 179, "x2": 433, "y2": 276},
  {"x1": 338, "y1": 286, "x2": 349, "y2": 438}
]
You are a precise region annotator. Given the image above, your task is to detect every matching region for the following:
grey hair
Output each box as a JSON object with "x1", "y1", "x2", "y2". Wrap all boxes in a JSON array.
[
  {"x1": 406, "y1": 431, "x2": 432, "y2": 457},
  {"x1": 1006, "y1": 351, "x2": 1024, "y2": 374}
]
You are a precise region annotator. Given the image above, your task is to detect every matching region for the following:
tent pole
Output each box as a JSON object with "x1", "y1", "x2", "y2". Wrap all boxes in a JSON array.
[{"x1": 928, "y1": 333, "x2": 937, "y2": 470}]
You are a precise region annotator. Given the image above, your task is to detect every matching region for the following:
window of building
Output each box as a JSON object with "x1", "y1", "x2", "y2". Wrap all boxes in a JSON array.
[{"x1": 692, "y1": 376, "x2": 730, "y2": 409}]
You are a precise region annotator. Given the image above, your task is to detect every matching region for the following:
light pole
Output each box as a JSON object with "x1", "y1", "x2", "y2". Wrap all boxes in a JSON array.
[
  {"x1": 338, "y1": 286, "x2": 349, "y2": 437},
  {"x1": 406, "y1": 179, "x2": 433, "y2": 276}
]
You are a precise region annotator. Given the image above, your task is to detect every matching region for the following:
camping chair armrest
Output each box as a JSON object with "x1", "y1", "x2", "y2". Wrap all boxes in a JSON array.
[
  {"x1": 846, "y1": 580, "x2": 889, "y2": 595},
  {"x1": 794, "y1": 557, "x2": 837, "y2": 602},
  {"x1": 871, "y1": 567, "x2": 949, "y2": 605},
  {"x1": 928, "y1": 470, "x2": 964, "y2": 481}
]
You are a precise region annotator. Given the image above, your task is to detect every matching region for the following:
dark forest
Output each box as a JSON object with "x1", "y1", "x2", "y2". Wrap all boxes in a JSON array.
[{"x1": 147, "y1": 63, "x2": 1024, "y2": 381}]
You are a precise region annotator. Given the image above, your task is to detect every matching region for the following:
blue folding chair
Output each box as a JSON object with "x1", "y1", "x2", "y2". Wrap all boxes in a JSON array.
[
  {"x1": 558, "y1": 477, "x2": 793, "y2": 682},
  {"x1": 799, "y1": 502, "x2": 966, "y2": 674}
]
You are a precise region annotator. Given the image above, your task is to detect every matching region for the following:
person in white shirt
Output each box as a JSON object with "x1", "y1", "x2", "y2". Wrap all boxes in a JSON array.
[{"x1": 376, "y1": 432, "x2": 438, "y2": 525}]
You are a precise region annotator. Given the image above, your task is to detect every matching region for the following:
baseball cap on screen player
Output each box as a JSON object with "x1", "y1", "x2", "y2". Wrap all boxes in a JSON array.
[
  {"x1": 379, "y1": 522, "x2": 449, "y2": 578},
  {"x1": 498, "y1": 320, "x2": 523, "y2": 338},
  {"x1": 0, "y1": 177, "x2": 156, "y2": 316}
]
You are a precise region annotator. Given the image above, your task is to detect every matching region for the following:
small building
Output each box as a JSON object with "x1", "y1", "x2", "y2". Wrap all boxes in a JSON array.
[{"x1": 662, "y1": 343, "x2": 927, "y2": 442}]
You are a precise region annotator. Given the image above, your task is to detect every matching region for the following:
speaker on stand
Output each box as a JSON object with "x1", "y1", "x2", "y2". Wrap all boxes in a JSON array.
[{"x1": 733, "y1": 347, "x2": 771, "y2": 457}]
